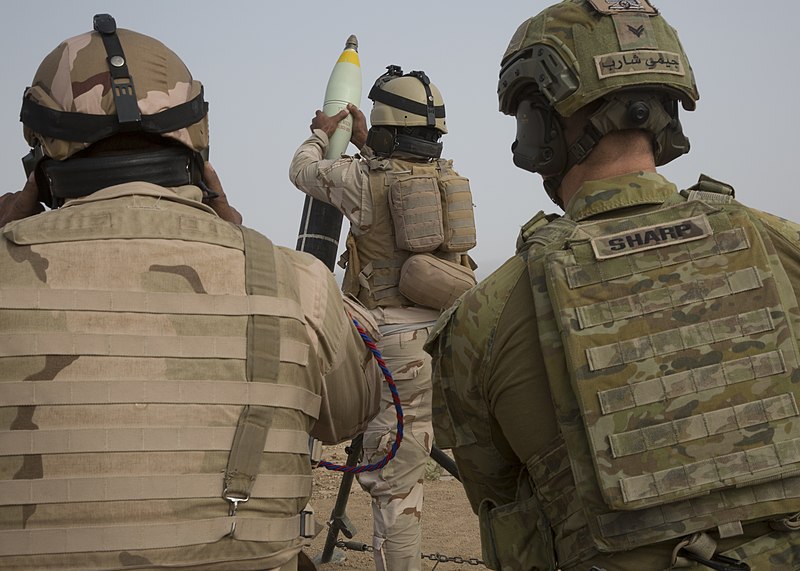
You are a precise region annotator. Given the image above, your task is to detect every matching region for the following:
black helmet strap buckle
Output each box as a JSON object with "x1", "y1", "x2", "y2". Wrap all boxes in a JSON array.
[
  {"x1": 93, "y1": 13, "x2": 142, "y2": 127},
  {"x1": 407, "y1": 70, "x2": 436, "y2": 127}
]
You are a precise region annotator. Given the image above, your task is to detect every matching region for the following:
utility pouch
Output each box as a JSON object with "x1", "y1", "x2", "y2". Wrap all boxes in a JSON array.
[
  {"x1": 477, "y1": 492, "x2": 556, "y2": 570},
  {"x1": 399, "y1": 253, "x2": 475, "y2": 310},
  {"x1": 389, "y1": 174, "x2": 443, "y2": 253},
  {"x1": 438, "y1": 173, "x2": 476, "y2": 252}
]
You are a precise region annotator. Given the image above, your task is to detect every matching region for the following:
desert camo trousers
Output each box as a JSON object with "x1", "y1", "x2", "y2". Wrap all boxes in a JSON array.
[{"x1": 357, "y1": 326, "x2": 434, "y2": 571}]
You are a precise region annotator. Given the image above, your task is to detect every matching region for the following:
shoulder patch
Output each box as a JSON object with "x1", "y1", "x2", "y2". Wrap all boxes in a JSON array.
[
  {"x1": 591, "y1": 214, "x2": 712, "y2": 260},
  {"x1": 588, "y1": 0, "x2": 658, "y2": 15}
]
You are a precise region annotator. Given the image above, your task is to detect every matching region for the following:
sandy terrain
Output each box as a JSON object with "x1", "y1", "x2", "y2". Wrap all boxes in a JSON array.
[{"x1": 303, "y1": 443, "x2": 486, "y2": 570}]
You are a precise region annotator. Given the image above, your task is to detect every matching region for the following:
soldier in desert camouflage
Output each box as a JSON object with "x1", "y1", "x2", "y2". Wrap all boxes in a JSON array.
[
  {"x1": 290, "y1": 66, "x2": 477, "y2": 570},
  {"x1": 0, "y1": 14, "x2": 382, "y2": 571},
  {"x1": 425, "y1": 1, "x2": 800, "y2": 570}
]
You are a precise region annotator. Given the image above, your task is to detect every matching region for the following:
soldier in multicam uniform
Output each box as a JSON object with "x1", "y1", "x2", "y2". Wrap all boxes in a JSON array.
[
  {"x1": 290, "y1": 66, "x2": 477, "y2": 570},
  {"x1": 0, "y1": 14, "x2": 382, "y2": 571},
  {"x1": 425, "y1": 1, "x2": 800, "y2": 570}
]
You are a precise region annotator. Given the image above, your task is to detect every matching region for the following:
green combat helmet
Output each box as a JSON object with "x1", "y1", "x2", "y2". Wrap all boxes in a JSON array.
[
  {"x1": 497, "y1": 0, "x2": 699, "y2": 206},
  {"x1": 20, "y1": 13, "x2": 210, "y2": 207},
  {"x1": 366, "y1": 65, "x2": 447, "y2": 159}
]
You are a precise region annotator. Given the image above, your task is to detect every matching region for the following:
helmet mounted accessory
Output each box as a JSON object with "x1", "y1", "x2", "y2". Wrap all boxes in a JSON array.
[
  {"x1": 366, "y1": 65, "x2": 446, "y2": 159},
  {"x1": 20, "y1": 14, "x2": 213, "y2": 208},
  {"x1": 497, "y1": 0, "x2": 699, "y2": 207},
  {"x1": 93, "y1": 13, "x2": 142, "y2": 128}
]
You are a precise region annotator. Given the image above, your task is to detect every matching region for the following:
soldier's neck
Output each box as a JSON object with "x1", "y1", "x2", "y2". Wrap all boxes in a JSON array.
[{"x1": 557, "y1": 130, "x2": 657, "y2": 210}]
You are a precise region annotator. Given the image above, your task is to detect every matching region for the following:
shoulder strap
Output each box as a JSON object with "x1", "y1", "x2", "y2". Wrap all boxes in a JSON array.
[
  {"x1": 223, "y1": 226, "x2": 281, "y2": 513},
  {"x1": 681, "y1": 173, "x2": 736, "y2": 204},
  {"x1": 516, "y1": 211, "x2": 566, "y2": 254}
]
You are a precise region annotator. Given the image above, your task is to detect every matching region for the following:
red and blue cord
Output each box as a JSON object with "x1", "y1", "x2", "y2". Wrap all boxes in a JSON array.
[{"x1": 316, "y1": 316, "x2": 404, "y2": 473}]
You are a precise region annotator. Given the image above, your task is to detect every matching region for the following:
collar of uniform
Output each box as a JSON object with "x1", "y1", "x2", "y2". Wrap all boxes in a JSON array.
[
  {"x1": 564, "y1": 171, "x2": 677, "y2": 222},
  {"x1": 60, "y1": 181, "x2": 218, "y2": 216}
]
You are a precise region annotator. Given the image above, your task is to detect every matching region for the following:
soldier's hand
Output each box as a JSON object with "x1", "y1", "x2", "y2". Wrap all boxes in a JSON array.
[
  {"x1": 0, "y1": 173, "x2": 45, "y2": 228},
  {"x1": 347, "y1": 103, "x2": 368, "y2": 150},
  {"x1": 203, "y1": 162, "x2": 243, "y2": 224},
  {"x1": 310, "y1": 108, "x2": 349, "y2": 139}
]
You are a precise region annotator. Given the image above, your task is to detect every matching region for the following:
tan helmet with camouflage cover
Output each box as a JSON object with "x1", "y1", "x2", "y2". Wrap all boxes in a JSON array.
[
  {"x1": 497, "y1": 0, "x2": 699, "y2": 206},
  {"x1": 21, "y1": 15, "x2": 208, "y2": 162},
  {"x1": 369, "y1": 66, "x2": 448, "y2": 134}
]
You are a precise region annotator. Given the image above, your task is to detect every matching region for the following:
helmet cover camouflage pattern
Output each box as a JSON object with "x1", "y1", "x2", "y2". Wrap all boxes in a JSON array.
[
  {"x1": 23, "y1": 28, "x2": 208, "y2": 161},
  {"x1": 498, "y1": 0, "x2": 699, "y2": 118}
]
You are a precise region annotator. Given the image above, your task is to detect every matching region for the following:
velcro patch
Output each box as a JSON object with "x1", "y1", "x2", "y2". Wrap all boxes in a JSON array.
[
  {"x1": 613, "y1": 14, "x2": 658, "y2": 50},
  {"x1": 596, "y1": 50, "x2": 684, "y2": 78},
  {"x1": 591, "y1": 214, "x2": 711, "y2": 260},
  {"x1": 588, "y1": 0, "x2": 658, "y2": 15}
]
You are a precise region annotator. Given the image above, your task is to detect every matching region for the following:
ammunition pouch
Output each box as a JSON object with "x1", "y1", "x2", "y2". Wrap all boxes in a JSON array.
[
  {"x1": 389, "y1": 172, "x2": 444, "y2": 252},
  {"x1": 438, "y1": 172, "x2": 476, "y2": 252}
]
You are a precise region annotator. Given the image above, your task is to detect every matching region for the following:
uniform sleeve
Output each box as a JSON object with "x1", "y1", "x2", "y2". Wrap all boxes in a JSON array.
[
  {"x1": 288, "y1": 129, "x2": 373, "y2": 234},
  {"x1": 0, "y1": 189, "x2": 44, "y2": 228},
  {"x1": 426, "y1": 259, "x2": 528, "y2": 515},
  {"x1": 294, "y1": 255, "x2": 381, "y2": 444}
]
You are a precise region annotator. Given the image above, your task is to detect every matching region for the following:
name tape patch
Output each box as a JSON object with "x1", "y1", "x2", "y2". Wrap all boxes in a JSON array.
[
  {"x1": 591, "y1": 214, "x2": 712, "y2": 260},
  {"x1": 596, "y1": 50, "x2": 684, "y2": 78}
]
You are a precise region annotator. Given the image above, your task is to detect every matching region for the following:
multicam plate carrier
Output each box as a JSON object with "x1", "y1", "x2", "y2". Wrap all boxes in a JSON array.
[{"x1": 545, "y1": 198, "x2": 800, "y2": 513}]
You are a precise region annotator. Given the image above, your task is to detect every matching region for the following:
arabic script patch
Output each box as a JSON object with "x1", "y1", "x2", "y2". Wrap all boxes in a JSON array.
[{"x1": 595, "y1": 50, "x2": 684, "y2": 79}]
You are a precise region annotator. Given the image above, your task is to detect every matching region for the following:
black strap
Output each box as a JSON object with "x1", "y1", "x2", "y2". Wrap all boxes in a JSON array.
[
  {"x1": 92, "y1": 14, "x2": 141, "y2": 126},
  {"x1": 368, "y1": 85, "x2": 445, "y2": 123},
  {"x1": 40, "y1": 146, "x2": 203, "y2": 200},
  {"x1": 682, "y1": 549, "x2": 750, "y2": 571},
  {"x1": 20, "y1": 89, "x2": 208, "y2": 143},
  {"x1": 407, "y1": 70, "x2": 436, "y2": 127}
]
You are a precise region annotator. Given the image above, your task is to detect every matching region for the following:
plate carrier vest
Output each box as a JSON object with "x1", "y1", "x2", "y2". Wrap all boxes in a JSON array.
[
  {"x1": 516, "y1": 181, "x2": 800, "y2": 568},
  {"x1": 341, "y1": 157, "x2": 476, "y2": 310},
  {"x1": 0, "y1": 194, "x2": 322, "y2": 570}
]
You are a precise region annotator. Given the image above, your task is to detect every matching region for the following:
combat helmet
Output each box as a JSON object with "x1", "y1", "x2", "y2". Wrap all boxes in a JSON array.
[
  {"x1": 366, "y1": 65, "x2": 447, "y2": 159},
  {"x1": 20, "y1": 14, "x2": 210, "y2": 207},
  {"x1": 497, "y1": 0, "x2": 699, "y2": 206}
]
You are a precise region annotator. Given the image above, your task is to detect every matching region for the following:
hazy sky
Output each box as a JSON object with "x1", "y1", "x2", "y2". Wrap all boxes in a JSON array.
[{"x1": 2, "y1": 2, "x2": 799, "y2": 278}]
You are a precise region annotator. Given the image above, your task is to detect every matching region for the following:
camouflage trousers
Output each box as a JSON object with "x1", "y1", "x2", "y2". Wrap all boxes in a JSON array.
[{"x1": 357, "y1": 327, "x2": 433, "y2": 571}]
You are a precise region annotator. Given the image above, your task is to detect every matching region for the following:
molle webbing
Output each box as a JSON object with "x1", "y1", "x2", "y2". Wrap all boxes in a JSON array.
[
  {"x1": 360, "y1": 258, "x2": 406, "y2": 303},
  {"x1": 526, "y1": 438, "x2": 596, "y2": 566},
  {"x1": 0, "y1": 288, "x2": 305, "y2": 318},
  {"x1": 2, "y1": 201, "x2": 243, "y2": 249},
  {"x1": 0, "y1": 220, "x2": 320, "y2": 561},
  {"x1": 544, "y1": 199, "x2": 800, "y2": 551},
  {"x1": 0, "y1": 474, "x2": 312, "y2": 506},
  {"x1": 0, "y1": 379, "x2": 319, "y2": 416},
  {"x1": 0, "y1": 332, "x2": 308, "y2": 362},
  {"x1": 0, "y1": 515, "x2": 308, "y2": 556},
  {"x1": 0, "y1": 426, "x2": 310, "y2": 456}
]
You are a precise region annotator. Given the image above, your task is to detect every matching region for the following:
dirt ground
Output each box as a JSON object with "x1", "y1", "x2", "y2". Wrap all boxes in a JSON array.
[{"x1": 303, "y1": 443, "x2": 486, "y2": 570}]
